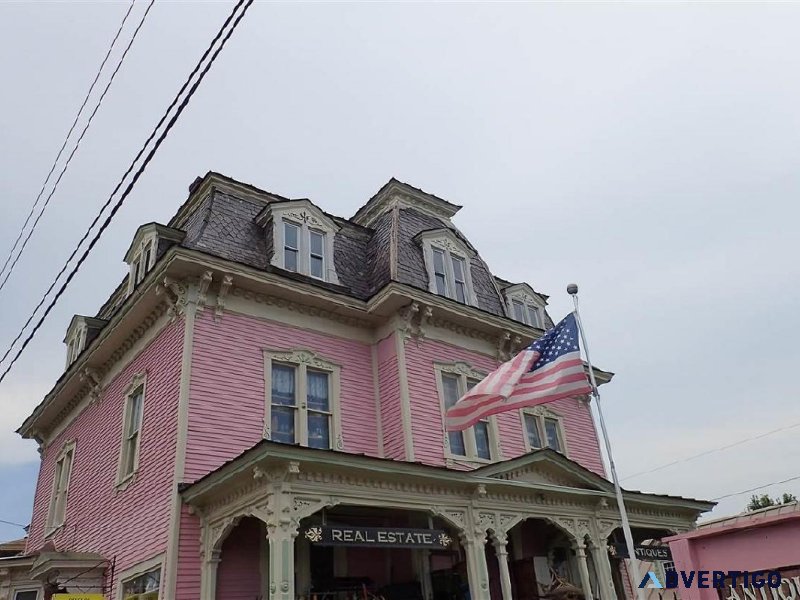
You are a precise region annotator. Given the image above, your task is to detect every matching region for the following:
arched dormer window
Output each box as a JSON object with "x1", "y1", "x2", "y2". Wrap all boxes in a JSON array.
[
  {"x1": 257, "y1": 200, "x2": 340, "y2": 284},
  {"x1": 504, "y1": 283, "x2": 547, "y2": 329},
  {"x1": 415, "y1": 229, "x2": 477, "y2": 306}
]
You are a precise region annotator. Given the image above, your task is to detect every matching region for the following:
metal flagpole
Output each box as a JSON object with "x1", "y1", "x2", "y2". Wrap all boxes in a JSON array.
[{"x1": 568, "y1": 284, "x2": 645, "y2": 600}]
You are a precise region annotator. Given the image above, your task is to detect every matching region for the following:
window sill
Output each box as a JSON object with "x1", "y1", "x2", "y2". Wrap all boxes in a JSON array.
[
  {"x1": 116, "y1": 470, "x2": 138, "y2": 492},
  {"x1": 445, "y1": 455, "x2": 494, "y2": 467}
]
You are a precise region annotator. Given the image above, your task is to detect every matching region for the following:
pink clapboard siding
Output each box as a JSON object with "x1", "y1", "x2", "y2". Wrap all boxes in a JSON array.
[
  {"x1": 175, "y1": 507, "x2": 202, "y2": 600},
  {"x1": 185, "y1": 310, "x2": 378, "y2": 481},
  {"x1": 216, "y1": 517, "x2": 263, "y2": 599},
  {"x1": 403, "y1": 337, "x2": 606, "y2": 475},
  {"x1": 25, "y1": 321, "x2": 184, "y2": 596},
  {"x1": 376, "y1": 333, "x2": 404, "y2": 460}
]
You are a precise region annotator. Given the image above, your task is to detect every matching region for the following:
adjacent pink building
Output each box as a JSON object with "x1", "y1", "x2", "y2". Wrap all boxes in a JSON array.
[
  {"x1": 7, "y1": 173, "x2": 712, "y2": 600},
  {"x1": 665, "y1": 502, "x2": 800, "y2": 600}
]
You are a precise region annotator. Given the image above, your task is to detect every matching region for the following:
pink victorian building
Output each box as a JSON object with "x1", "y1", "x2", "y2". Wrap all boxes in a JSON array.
[{"x1": 12, "y1": 173, "x2": 712, "y2": 600}]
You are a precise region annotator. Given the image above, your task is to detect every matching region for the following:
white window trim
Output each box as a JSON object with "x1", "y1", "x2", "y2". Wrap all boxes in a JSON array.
[
  {"x1": 263, "y1": 349, "x2": 343, "y2": 450},
  {"x1": 127, "y1": 231, "x2": 158, "y2": 294},
  {"x1": 65, "y1": 323, "x2": 87, "y2": 368},
  {"x1": 116, "y1": 553, "x2": 164, "y2": 600},
  {"x1": 519, "y1": 405, "x2": 568, "y2": 456},
  {"x1": 504, "y1": 285, "x2": 547, "y2": 328},
  {"x1": 418, "y1": 230, "x2": 478, "y2": 306},
  {"x1": 10, "y1": 588, "x2": 41, "y2": 600},
  {"x1": 265, "y1": 201, "x2": 340, "y2": 284},
  {"x1": 116, "y1": 372, "x2": 147, "y2": 489},
  {"x1": 434, "y1": 362, "x2": 502, "y2": 465},
  {"x1": 45, "y1": 440, "x2": 76, "y2": 537}
]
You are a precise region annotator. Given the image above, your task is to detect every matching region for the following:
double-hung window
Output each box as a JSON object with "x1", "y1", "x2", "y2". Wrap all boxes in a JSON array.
[
  {"x1": 281, "y1": 221, "x2": 327, "y2": 280},
  {"x1": 522, "y1": 409, "x2": 565, "y2": 454},
  {"x1": 265, "y1": 351, "x2": 341, "y2": 450},
  {"x1": 507, "y1": 290, "x2": 545, "y2": 328},
  {"x1": 46, "y1": 442, "x2": 75, "y2": 534},
  {"x1": 118, "y1": 379, "x2": 145, "y2": 485},
  {"x1": 429, "y1": 245, "x2": 472, "y2": 305},
  {"x1": 438, "y1": 366, "x2": 497, "y2": 462},
  {"x1": 283, "y1": 222, "x2": 300, "y2": 272},
  {"x1": 309, "y1": 230, "x2": 325, "y2": 279}
]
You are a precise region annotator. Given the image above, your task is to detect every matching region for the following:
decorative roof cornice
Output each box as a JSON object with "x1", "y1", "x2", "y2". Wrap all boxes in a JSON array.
[{"x1": 351, "y1": 179, "x2": 462, "y2": 228}]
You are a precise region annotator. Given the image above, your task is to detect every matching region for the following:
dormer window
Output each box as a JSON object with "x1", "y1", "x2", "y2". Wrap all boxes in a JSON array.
[
  {"x1": 504, "y1": 284, "x2": 547, "y2": 329},
  {"x1": 416, "y1": 229, "x2": 477, "y2": 306},
  {"x1": 63, "y1": 315, "x2": 106, "y2": 369},
  {"x1": 128, "y1": 235, "x2": 156, "y2": 292},
  {"x1": 123, "y1": 224, "x2": 184, "y2": 296},
  {"x1": 257, "y1": 200, "x2": 340, "y2": 284}
]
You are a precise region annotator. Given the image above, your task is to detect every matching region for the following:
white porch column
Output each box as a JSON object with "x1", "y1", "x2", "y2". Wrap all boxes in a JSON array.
[
  {"x1": 461, "y1": 532, "x2": 490, "y2": 599},
  {"x1": 492, "y1": 533, "x2": 514, "y2": 600},
  {"x1": 574, "y1": 542, "x2": 595, "y2": 600},
  {"x1": 590, "y1": 539, "x2": 617, "y2": 600},
  {"x1": 200, "y1": 550, "x2": 221, "y2": 600},
  {"x1": 267, "y1": 524, "x2": 297, "y2": 600}
]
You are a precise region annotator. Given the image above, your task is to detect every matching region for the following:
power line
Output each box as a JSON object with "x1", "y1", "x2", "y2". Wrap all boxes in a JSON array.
[
  {"x1": 0, "y1": 0, "x2": 245, "y2": 369},
  {"x1": 711, "y1": 474, "x2": 800, "y2": 502},
  {"x1": 622, "y1": 419, "x2": 800, "y2": 481},
  {"x1": 0, "y1": 0, "x2": 137, "y2": 289},
  {"x1": 0, "y1": 518, "x2": 27, "y2": 529},
  {"x1": 0, "y1": 0, "x2": 254, "y2": 384}
]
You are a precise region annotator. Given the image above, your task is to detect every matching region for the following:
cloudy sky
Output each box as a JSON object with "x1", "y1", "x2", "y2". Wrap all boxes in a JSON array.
[{"x1": 1, "y1": 1, "x2": 799, "y2": 542}]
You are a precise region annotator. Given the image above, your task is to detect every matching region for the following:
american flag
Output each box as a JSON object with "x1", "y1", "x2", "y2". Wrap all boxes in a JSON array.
[{"x1": 445, "y1": 312, "x2": 593, "y2": 431}]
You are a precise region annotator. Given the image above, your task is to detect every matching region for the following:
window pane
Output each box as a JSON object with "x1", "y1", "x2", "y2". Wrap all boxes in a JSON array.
[
  {"x1": 433, "y1": 249, "x2": 448, "y2": 295},
  {"x1": 525, "y1": 414, "x2": 542, "y2": 449},
  {"x1": 310, "y1": 255, "x2": 323, "y2": 278},
  {"x1": 451, "y1": 256, "x2": 466, "y2": 282},
  {"x1": 527, "y1": 305, "x2": 541, "y2": 327},
  {"x1": 14, "y1": 592, "x2": 38, "y2": 600},
  {"x1": 441, "y1": 374, "x2": 461, "y2": 409},
  {"x1": 271, "y1": 406, "x2": 295, "y2": 444},
  {"x1": 513, "y1": 300, "x2": 526, "y2": 322},
  {"x1": 128, "y1": 387, "x2": 143, "y2": 436},
  {"x1": 544, "y1": 418, "x2": 561, "y2": 452},
  {"x1": 125, "y1": 435, "x2": 138, "y2": 475},
  {"x1": 307, "y1": 371, "x2": 329, "y2": 411},
  {"x1": 284, "y1": 248, "x2": 298, "y2": 272},
  {"x1": 123, "y1": 568, "x2": 160, "y2": 596},
  {"x1": 448, "y1": 431, "x2": 466, "y2": 456},
  {"x1": 272, "y1": 364, "x2": 296, "y2": 406},
  {"x1": 310, "y1": 230, "x2": 324, "y2": 255},
  {"x1": 454, "y1": 281, "x2": 466, "y2": 303},
  {"x1": 474, "y1": 421, "x2": 491, "y2": 460},
  {"x1": 284, "y1": 222, "x2": 298, "y2": 249},
  {"x1": 307, "y1": 412, "x2": 330, "y2": 449}
]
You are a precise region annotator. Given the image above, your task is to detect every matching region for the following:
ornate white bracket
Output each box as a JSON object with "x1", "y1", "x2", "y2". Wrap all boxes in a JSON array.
[
  {"x1": 398, "y1": 301, "x2": 432, "y2": 342},
  {"x1": 197, "y1": 270, "x2": 213, "y2": 311},
  {"x1": 215, "y1": 275, "x2": 233, "y2": 320},
  {"x1": 80, "y1": 366, "x2": 103, "y2": 402},
  {"x1": 496, "y1": 332, "x2": 523, "y2": 361},
  {"x1": 156, "y1": 276, "x2": 188, "y2": 321}
]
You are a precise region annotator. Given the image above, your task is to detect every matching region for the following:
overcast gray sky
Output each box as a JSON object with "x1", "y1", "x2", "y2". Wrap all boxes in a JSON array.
[{"x1": 1, "y1": 1, "x2": 799, "y2": 542}]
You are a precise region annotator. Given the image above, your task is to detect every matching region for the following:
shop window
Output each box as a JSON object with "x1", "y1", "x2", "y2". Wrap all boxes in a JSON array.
[
  {"x1": 121, "y1": 567, "x2": 160, "y2": 600},
  {"x1": 264, "y1": 350, "x2": 342, "y2": 450},
  {"x1": 521, "y1": 407, "x2": 566, "y2": 455},
  {"x1": 46, "y1": 442, "x2": 75, "y2": 535},
  {"x1": 436, "y1": 363, "x2": 500, "y2": 463}
]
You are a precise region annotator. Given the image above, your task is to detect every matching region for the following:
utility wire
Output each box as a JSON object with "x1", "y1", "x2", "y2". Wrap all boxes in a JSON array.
[
  {"x1": 0, "y1": 0, "x2": 254, "y2": 384},
  {"x1": 0, "y1": 0, "x2": 243, "y2": 369},
  {"x1": 711, "y1": 474, "x2": 800, "y2": 502},
  {"x1": 622, "y1": 419, "x2": 800, "y2": 481},
  {"x1": 0, "y1": 518, "x2": 27, "y2": 529},
  {"x1": 0, "y1": 0, "x2": 136, "y2": 285},
  {"x1": 0, "y1": 0, "x2": 153, "y2": 295}
]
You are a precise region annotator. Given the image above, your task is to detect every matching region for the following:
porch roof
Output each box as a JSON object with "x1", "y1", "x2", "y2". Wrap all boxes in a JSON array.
[{"x1": 179, "y1": 440, "x2": 715, "y2": 517}]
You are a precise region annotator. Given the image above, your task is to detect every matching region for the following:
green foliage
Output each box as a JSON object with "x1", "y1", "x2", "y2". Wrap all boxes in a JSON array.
[{"x1": 747, "y1": 492, "x2": 797, "y2": 512}]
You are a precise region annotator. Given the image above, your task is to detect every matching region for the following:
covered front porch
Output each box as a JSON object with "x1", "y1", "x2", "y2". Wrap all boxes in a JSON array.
[{"x1": 180, "y1": 442, "x2": 713, "y2": 600}]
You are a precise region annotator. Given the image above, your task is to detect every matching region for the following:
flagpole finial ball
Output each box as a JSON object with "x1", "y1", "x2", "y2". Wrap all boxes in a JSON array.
[{"x1": 567, "y1": 283, "x2": 579, "y2": 295}]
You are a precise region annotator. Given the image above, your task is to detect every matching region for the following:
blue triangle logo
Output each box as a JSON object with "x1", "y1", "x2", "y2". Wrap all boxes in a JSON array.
[{"x1": 639, "y1": 572, "x2": 664, "y2": 589}]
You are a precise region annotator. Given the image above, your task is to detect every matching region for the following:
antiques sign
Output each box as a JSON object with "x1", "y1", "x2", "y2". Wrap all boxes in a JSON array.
[
  {"x1": 612, "y1": 544, "x2": 673, "y2": 561},
  {"x1": 304, "y1": 526, "x2": 453, "y2": 549}
]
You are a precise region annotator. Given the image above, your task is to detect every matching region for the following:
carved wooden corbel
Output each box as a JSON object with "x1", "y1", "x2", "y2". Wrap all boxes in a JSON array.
[
  {"x1": 215, "y1": 275, "x2": 233, "y2": 319},
  {"x1": 398, "y1": 302, "x2": 432, "y2": 341},
  {"x1": 156, "y1": 276, "x2": 188, "y2": 320},
  {"x1": 197, "y1": 270, "x2": 213, "y2": 311},
  {"x1": 495, "y1": 332, "x2": 512, "y2": 361},
  {"x1": 80, "y1": 367, "x2": 103, "y2": 402}
]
